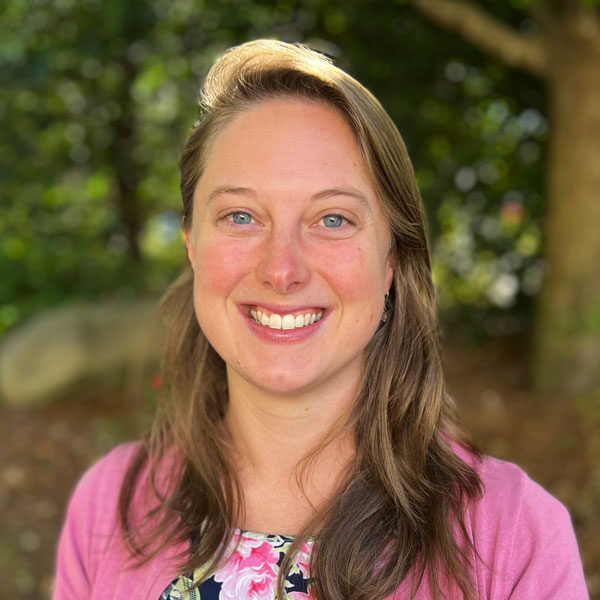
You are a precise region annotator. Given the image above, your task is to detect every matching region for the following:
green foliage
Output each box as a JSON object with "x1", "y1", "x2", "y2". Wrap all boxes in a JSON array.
[
  {"x1": 300, "y1": 0, "x2": 547, "y2": 338},
  {"x1": 1, "y1": 0, "x2": 308, "y2": 334},
  {"x1": 1, "y1": 0, "x2": 547, "y2": 339}
]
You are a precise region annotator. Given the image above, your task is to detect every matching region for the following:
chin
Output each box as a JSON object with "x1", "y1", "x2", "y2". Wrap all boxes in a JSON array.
[
  {"x1": 234, "y1": 363, "x2": 326, "y2": 396},
  {"x1": 252, "y1": 374, "x2": 318, "y2": 396}
]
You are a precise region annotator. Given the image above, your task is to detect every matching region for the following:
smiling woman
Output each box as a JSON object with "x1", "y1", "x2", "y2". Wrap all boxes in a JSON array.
[
  {"x1": 52, "y1": 40, "x2": 588, "y2": 600},
  {"x1": 184, "y1": 98, "x2": 392, "y2": 396}
]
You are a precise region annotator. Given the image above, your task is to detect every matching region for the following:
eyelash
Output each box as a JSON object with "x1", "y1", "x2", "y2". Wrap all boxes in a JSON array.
[{"x1": 220, "y1": 211, "x2": 356, "y2": 230}]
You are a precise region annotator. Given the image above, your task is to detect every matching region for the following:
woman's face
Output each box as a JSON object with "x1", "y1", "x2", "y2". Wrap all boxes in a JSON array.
[{"x1": 185, "y1": 98, "x2": 394, "y2": 396}]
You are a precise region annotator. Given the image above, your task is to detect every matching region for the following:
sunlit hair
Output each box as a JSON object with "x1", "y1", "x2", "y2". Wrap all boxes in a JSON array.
[{"x1": 119, "y1": 39, "x2": 482, "y2": 600}]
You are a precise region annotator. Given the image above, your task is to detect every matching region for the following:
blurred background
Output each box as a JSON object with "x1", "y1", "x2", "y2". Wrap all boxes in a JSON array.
[{"x1": 1, "y1": 0, "x2": 598, "y2": 597}]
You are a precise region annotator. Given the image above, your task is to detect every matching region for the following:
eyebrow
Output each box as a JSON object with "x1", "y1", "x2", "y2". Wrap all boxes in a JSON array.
[
  {"x1": 311, "y1": 187, "x2": 371, "y2": 209},
  {"x1": 206, "y1": 185, "x2": 372, "y2": 209},
  {"x1": 206, "y1": 186, "x2": 256, "y2": 204}
]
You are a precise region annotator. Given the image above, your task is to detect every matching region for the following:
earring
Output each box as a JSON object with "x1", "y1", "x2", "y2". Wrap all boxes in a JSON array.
[{"x1": 380, "y1": 292, "x2": 391, "y2": 323}]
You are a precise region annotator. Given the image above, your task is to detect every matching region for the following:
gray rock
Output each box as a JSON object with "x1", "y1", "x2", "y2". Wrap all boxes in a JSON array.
[{"x1": 0, "y1": 299, "x2": 161, "y2": 406}]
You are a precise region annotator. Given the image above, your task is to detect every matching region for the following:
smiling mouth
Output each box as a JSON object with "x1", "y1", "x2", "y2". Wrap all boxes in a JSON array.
[{"x1": 249, "y1": 306, "x2": 324, "y2": 330}]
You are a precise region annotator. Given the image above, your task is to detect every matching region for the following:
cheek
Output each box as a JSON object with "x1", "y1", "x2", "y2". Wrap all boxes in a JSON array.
[
  {"x1": 316, "y1": 240, "x2": 386, "y2": 296},
  {"x1": 191, "y1": 236, "x2": 256, "y2": 353},
  {"x1": 314, "y1": 240, "x2": 387, "y2": 327},
  {"x1": 193, "y1": 237, "x2": 254, "y2": 297}
]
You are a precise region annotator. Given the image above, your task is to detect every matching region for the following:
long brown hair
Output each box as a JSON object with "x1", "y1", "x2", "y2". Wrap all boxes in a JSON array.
[{"x1": 119, "y1": 40, "x2": 482, "y2": 600}]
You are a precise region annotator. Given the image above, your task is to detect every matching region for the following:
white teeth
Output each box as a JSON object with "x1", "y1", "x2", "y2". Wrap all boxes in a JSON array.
[
  {"x1": 251, "y1": 308, "x2": 324, "y2": 330},
  {"x1": 282, "y1": 315, "x2": 295, "y2": 330},
  {"x1": 269, "y1": 314, "x2": 282, "y2": 329}
]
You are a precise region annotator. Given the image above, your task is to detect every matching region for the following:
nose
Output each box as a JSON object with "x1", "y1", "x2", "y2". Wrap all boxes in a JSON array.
[{"x1": 256, "y1": 227, "x2": 310, "y2": 294}]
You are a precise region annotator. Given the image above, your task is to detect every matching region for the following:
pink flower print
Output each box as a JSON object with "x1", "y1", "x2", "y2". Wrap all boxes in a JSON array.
[
  {"x1": 217, "y1": 564, "x2": 276, "y2": 600},
  {"x1": 295, "y1": 541, "x2": 312, "y2": 579},
  {"x1": 289, "y1": 593, "x2": 312, "y2": 600},
  {"x1": 214, "y1": 535, "x2": 281, "y2": 600}
]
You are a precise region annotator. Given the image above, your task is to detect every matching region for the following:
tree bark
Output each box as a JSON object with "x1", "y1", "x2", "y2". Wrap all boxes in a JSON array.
[
  {"x1": 409, "y1": 0, "x2": 546, "y2": 76},
  {"x1": 533, "y1": 6, "x2": 600, "y2": 394}
]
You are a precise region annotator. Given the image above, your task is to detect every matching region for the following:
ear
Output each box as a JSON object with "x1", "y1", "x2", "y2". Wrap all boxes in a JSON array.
[{"x1": 184, "y1": 230, "x2": 195, "y2": 267}]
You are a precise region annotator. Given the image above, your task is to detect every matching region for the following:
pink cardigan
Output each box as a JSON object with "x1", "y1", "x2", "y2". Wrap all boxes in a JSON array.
[{"x1": 52, "y1": 442, "x2": 589, "y2": 599}]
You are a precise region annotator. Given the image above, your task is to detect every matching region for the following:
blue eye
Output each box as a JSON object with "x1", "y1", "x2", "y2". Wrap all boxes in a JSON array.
[
  {"x1": 231, "y1": 211, "x2": 252, "y2": 225},
  {"x1": 322, "y1": 215, "x2": 345, "y2": 228}
]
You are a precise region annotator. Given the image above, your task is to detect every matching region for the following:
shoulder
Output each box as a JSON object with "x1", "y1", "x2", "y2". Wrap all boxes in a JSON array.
[
  {"x1": 54, "y1": 442, "x2": 187, "y2": 599},
  {"x1": 79, "y1": 440, "x2": 143, "y2": 485},
  {"x1": 52, "y1": 441, "x2": 144, "y2": 599},
  {"x1": 456, "y1": 448, "x2": 588, "y2": 599},
  {"x1": 57, "y1": 440, "x2": 146, "y2": 560},
  {"x1": 470, "y1": 452, "x2": 572, "y2": 537},
  {"x1": 69, "y1": 441, "x2": 143, "y2": 513},
  {"x1": 63, "y1": 438, "x2": 184, "y2": 540},
  {"x1": 452, "y1": 443, "x2": 570, "y2": 524}
]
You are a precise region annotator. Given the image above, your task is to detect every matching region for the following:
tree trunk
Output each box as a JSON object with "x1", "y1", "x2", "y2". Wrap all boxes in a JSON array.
[{"x1": 532, "y1": 7, "x2": 600, "y2": 394}]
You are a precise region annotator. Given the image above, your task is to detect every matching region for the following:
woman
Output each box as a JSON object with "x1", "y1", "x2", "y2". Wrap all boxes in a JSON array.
[{"x1": 53, "y1": 40, "x2": 588, "y2": 600}]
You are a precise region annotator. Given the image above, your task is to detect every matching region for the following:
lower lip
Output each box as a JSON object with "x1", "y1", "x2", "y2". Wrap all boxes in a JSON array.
[{"x1": 239, "y1": 309, "x2": 326, "y2": 343}]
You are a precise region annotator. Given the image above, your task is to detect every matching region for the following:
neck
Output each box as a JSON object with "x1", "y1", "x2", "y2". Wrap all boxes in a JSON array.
[{"x1": 224, "y1": 366, "x2": 360, "y2": 496}]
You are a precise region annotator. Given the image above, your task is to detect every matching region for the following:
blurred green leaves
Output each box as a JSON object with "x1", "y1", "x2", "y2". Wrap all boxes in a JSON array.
[
  {"x1": 421, "y1": 61, "x2": 547, "y2": 336},
  {"x1": 1, "y1": 0, "x2": 548, "y2": 339}
]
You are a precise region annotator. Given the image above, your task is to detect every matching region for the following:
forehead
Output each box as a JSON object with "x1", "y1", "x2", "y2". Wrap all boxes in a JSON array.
[{"x1": 197, "y1": 98, "x2": 376, "y2": 202}]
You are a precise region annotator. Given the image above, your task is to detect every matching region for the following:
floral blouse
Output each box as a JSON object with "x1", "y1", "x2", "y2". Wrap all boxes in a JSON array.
[{"x1": 159, "y1": 530, "x2": 313, "y2": 600}]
